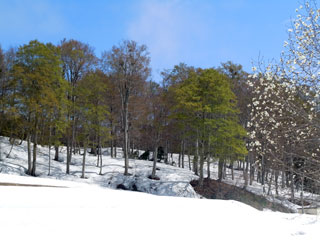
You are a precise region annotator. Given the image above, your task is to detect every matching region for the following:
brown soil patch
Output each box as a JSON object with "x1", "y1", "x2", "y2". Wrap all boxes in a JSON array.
[{"x1": 191, "y1": 178, "x2": 293, "y2": 213}]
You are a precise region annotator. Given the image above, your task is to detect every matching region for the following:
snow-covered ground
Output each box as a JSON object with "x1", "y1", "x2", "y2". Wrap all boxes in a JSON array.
[
  {"x1": 1, "y1": 137, "x2": 320, "y2": 239},
  {"x1": 0, "y1": 175, "x2": 319, "y2": 240},
  {"x1": 0, "y1": 137, "x2": 198, "y2": 197}
]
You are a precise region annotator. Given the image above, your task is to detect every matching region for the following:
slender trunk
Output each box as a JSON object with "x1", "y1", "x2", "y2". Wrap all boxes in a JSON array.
[
  {"x1": 164, "y1": 140, "x2": 169, "y2": 164},
  {"x1": 178, "y1": 142, "x2": 181, "y2": 168},
  {"x1": 94, "y1": 133, "x2": 98, "y2": 156},
  {"x1": 188, "y1": 152, "x2": 191, "y2": 171},
  {"x1": 151, "y1": 146, "x2": 158, "y2": 179},
  {"x1": 97, "y1": 151, "x2": 100, "y2": 167},
  {"x1": 267, "y1": 170, "x2": 274, "y2": 195},
  {"x1": 66, "y1": 121, "x2": 71, "y2": 174},
  {"x1": 48, "y1": 126, "x2": 52, "y2": 176},
  {"x1": 223, "y1": 162, "x2": 227, "y2": 179},
  {"x1": 207, "y1": 155, "x2": 210, "y2": 179},
  {"x1": 31, "y1": 117, "x2": 38, "y2": 177},
  {"x1": 6, "y1": 138, "x2": 15, "y2": 158},
  {"x1": 231, "y1": 162, "x2": 234, "y2": 180},
  {"x1": 27, "y1": 134, "x2": 32, "y2": 175},
  {"x1": 244, "y1": 155, "x2": 249, "y2": 187},
  {"x1": 199, "y1": 140, "x2": 205, "y2": 186},
  {"x1": 71, "y1": 113, "x2": 76, "y2": 157},
  {"x1": 275, "y1": 170, "x2": 279, "y2": 196},
  {"x1": 81, "y1": 138, "x2": 87, "y2": 178},
  {"x1": 181, "y1": 140, "x2": 185, "y2": 169},
  {"x1": 218, "y1": 159, "x2": 224, "y2": 182},
  {"x1": 123, "y1": 101, "x2": 129, "y2": 175},
  {"x1": 54, "y1": 145, "x2": 59, "y2": 161},
  {"x1": 99, "y1": 144, "x2": 103, "y2": 175},
  {"x1": 110, "y1": 137, "x2": 114, "y2": 158},
  {"x1": 281, "y1": 170, "x2": 285, "y2": 189},
  {"x1": 290, "y1": 154, "x2": 295, "y2": 201},
  {"x1": 261, "y1": 154, "x2": 265, "y2": 193},
  {"x1": 300, "y1": 173, "x2": 304, "y2": 213},
  {"x1": 193, "y1": 136, "x2": 199, "y2": 175}
]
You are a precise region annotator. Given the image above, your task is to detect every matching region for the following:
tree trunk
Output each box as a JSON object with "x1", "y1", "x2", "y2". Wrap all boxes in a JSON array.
[
  {"x1": 54, "y1": 145, "x2": 59, "y2": 161},
  {"x1": 289, "y1": 154, "x2": 295, "y2": 201},
  {"x1": 164, "y1": 140, "x2": 169, "y2": 164},
  {"x1": 223, "y1": 162, "x2": 227, "y2": 179},
  {"x1": 66, "y1": 126, "x2": 71, "y2": 174},
  {"x1": 281, "y1": 170, "x2": 285, "y2": 189},
  {"x1": 249, "y1": 153, "x2": 254, "y2": 185},
  {"x1": 81, "y1": 139, "x2": 87, "y2": 179},
  {"x1": 27, "y1": 133, "x2": 32, "y2": 175},
  {"x1": 300, "y1": 174, "x2": 305, "y2": 213},
  {"x1": 31, "y1": 117, "x2": 38, "y2": 177},
  {"x1": 6, "y1": 138, "x2": 15, "y2": 158},
  {"x1": 199, "y1": 140, "x2": 205, "y2": 186},
  {"x1": 231, "y1": 162, "x2": 234, "y2": 180},
  {"x1": 123, "y1": 100, "x2": 129, "y2": 175},
  {"x1": 218, "y1": 159, "x2": 224, "y2": 182},
  {"x1": 151, "y1": 146, "x2": 158, "y2": 179},
  {"x1": 48, "y1": 126, "x2": 52, "y2": 176},
  {"x1": 188, "y1": 152, "x2": 192, "y2": 171},
  {"x1": 244, "y1": 155, "x2": 249, "y2": 187},
  {"x1": 181, "y1": 140, "x2": 185, "y2": 168},
  {"x1": 267, "y1": 170, "x2": 274, "y2": 195},
  {"x1": 99, "y1": 146, "x2": 103, "y2": 175},
  {"x1": 193, "y1": 137, "x2": 199, "y2": 175},
  {"x1": 207, "y1": 155, "x2": 210, "y2": 179},
  {"x1": 261, "y1": 154, "x2": 266, "y2": 193},
  {"x1": 110, "y1": 138, "x2": 114, "y2": 158}
]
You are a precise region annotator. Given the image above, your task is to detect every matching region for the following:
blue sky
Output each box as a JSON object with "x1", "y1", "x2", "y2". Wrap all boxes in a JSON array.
[{"x1": 0, "y1": 0, "x2": 302, "y2": 81}]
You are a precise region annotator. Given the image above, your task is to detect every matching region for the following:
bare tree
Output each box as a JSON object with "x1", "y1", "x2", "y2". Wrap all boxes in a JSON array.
[
  {"x1": 59, "y1": 39, "x2": 96, "y2": 174},
  {"x1": 102, "y1": 40, "x2": 150, "y2": 175}
]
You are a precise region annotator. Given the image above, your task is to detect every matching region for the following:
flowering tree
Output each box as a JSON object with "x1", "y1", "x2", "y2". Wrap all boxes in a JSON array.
[{"x1": 247, "y1": 1, "x2": 320, "y2": 203}]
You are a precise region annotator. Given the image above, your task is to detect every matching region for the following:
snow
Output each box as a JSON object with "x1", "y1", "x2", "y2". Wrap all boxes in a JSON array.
[
  {"x1": 1, "y1": 137, "x2": 320, "y2": 239},
  {"x1": 0, "y1": 178, "x2": 319, "y2": 240},
  {"x1": 0, "y1": 137, "x2": 198, "y2": 198}
]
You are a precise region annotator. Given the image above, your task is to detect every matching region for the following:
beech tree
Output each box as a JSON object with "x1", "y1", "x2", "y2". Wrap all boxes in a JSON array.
[
  {"x1": 76, "y1": 70, "x2": 110, "y2": 177},
  {"x1": 102, "y1": 40, "x2": 150, "y2": 175},
  {"x1": 173, "y1": 68, "x2": 247, "y2": 185},
  {"x1": 59, "y1": 39, "x2": 96, "y2": 174},
  {"x1": 12, "y1": 40, "x2": 65, "y2": 176}
]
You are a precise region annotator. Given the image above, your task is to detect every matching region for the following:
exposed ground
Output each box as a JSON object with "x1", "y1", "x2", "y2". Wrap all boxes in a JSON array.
[{"x1": 191, "y1": 178, "x2": 293, "y2": 213}]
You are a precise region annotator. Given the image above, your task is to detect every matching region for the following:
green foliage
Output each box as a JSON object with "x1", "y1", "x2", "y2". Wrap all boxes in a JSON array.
[
  {"x1": 172, "y1": 68, "x2": 247, "y2": 160},
  {"x1": 76, "y1": 70, "x2": 110, "y2": 144},
  {"x1": 11, "y1": 40, "x2": 67, "y2": 146}
]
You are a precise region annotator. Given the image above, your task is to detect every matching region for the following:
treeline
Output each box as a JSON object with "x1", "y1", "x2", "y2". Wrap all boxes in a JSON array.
[
  {"x1": 0, "y1": 39, "x2": 247, "y2": 185},
  {"x1": 1, "y1": 1, "x2": 320, "y2": 205}
]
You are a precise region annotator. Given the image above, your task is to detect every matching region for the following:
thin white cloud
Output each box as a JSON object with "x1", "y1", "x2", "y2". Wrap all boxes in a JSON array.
[
  {"x1": 0, "y1": 0, "x2": 67, "y2": 41},
  {"x1": 126, "y1": 0, "x2": 215, "y2": 75}
]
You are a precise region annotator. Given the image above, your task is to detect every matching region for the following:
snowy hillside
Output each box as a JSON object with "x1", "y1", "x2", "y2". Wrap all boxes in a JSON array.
[{"x1": 0, "y1": 137, "x2": 198, "y2": 197}]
